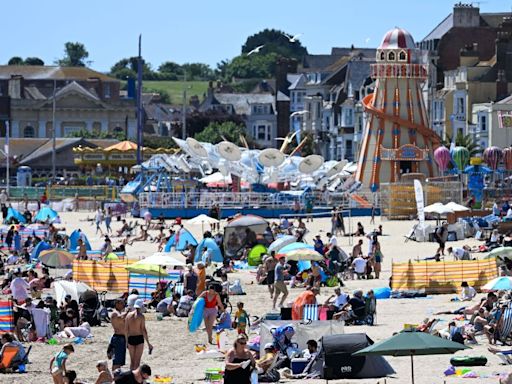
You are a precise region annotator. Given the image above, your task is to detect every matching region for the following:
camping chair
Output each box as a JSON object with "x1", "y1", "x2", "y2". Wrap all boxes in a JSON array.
[
  {"x1": 496, "y1": 350, "x2": 512, "y2": 365},
  {"x1": 173, "y1": 283, "x2": 184, "y2": 296},
  {"x1": 303, "y1": 304, "x2": 319, "y2": 321},
  {"x1": 0, "y1": 345, "x2": 20, "y2": 371}
]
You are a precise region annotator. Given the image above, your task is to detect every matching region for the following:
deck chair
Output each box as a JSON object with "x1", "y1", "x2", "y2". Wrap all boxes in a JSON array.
[
  {"x1": 496, "y1": 308, "x2": 512, "y2": 345},
  {"x1": 0, "y1": 345, "x2": 20, "y2": 371},
  {"x1": 173, "y1": 282, "x2": 184, "y2": 296},
  {"x1": 303, "y1": 304, "x2": 319, "y2": 321},
  {"x1": 496, "y1": 350, "x2": 512, "y2": 365}
]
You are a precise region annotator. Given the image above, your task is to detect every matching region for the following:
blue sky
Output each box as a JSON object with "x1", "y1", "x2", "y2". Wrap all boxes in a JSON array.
[{"x1": 2, "y1": 0, "x2": 509, "y2": 72}]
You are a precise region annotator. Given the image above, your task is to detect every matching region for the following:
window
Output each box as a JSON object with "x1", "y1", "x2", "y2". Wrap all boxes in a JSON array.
[
  {"x1": 398, "y1": 50, "x2": 407, "y2": 61},
  {"x1": 257, "y1": 125, "x2": 266, "y2": 140},
  {"x1": 104, "y1": 83, "x2": 111, "y2": 99},
  {"x1": 344, "y1": 108, "x2": 354, "y2": 126},
  {"x1": 479, "y1": 114, "x2": 487, "y2": 131},
  {"x1": 23, "y1": 125, "x2": 35, "y2": 138},
  {"x1": 379, "y1": 51, "x2": 385, "y2": 61},
  {"x1": 388, "y1": 51, "x2": 395, "y2": 61},
  {"x1": 64, "y1": 126, "x2": 81, "y2": 136},
  {"x1": 297, "y1": 92, "x2": 305, "y2": 104},
  {"x1": 456, "y1": 97, "x2": 465, "y2": 114},
  {"x1": 253, "y1": 105, "x2": 268, "y2": 115}
]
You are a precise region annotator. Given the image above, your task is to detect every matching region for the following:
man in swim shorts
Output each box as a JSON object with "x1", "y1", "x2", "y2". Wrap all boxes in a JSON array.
[
  {"x1": 108, "y1": 298, "x2": 128, "y2": 371},
  {"x1": 125, "y1": 299, "x2": 152, "y2": 370}
]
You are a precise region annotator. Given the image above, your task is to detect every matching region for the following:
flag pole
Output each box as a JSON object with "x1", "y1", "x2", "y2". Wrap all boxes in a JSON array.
[
  {"x1": 5, "y1": 121, "x2": 9, "y2": 196},
  {"x1": 136, "y1": 34, "x2": 143, "y2": 165}
]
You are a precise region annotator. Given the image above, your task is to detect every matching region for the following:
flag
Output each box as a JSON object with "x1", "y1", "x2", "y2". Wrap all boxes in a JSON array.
[
  {"x1": 498, "y1": 111, "x2": 512, "y2": 129},
  {"x1": 4, "y1": 121, "x2": 9, "y2": 156},
  {"x1": 414, "y1": 179, "x2": 425, "y2": 227}
]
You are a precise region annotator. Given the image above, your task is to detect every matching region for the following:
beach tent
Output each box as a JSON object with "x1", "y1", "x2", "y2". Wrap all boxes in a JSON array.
[
  {"x1": 223, "y1": 215, "x2": 268, "y2": 257},
  {"x1": 268, "y1": 235, "x2": 296, "y2": 253},
  {"x1": 164, "y1": 228, "x2": 198, "y2": 252},
  {"x1": 31, "y1": 241, "x2": 52, "y2": 260},
  {"x1": 194, "y1": 238, "x2": 223, "y2": 263},
  {"x1": 318, "y1": 333, "x2": 395, "y2": 379},
  {"x1": 69, "y1": 230, "x2": 92, "y2": 251},
  {"x1": 248, "y1": 244, "x2": 267, "y2": 266},
  {"x1": 54, "y1": 280, "x2": 92, "y2": 305},
  {"x1": 34, "y1": 205, "x2": 58, "y2": 223},
  {"x1": 5, "y1": 207, "x2": 26, "y2": 224}
]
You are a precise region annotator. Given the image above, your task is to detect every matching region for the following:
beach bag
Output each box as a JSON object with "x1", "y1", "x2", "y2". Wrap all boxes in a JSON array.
[
  {"x1": 326, "y1": 275, "x2": 339, "y2": 287},
  {"x1": 229, "y1": 279, "x2": 244, "y2": 295},
  {"x1": 259, "y1": 368, "x2": 280, "y2": 382}
]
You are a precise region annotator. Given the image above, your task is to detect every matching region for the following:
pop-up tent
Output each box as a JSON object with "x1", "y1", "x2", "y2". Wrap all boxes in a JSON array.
[
  {"x1": 248, "y1": 244, "x2": 267, "y2": 266},
  {"x1": 34, "y1": 205, "x2": 58, "y2": 223},
  {"x1": 69, "y1": 230, "x2": 92, "y2": 251},
  {"x1": 194, "y1": 238, "x2": 223, "y2": 263},
  {"x1": 31, "y1": 241, "x2": 52, "y2": 260},
  {"x1": 164, "y1": 228, "x2": 198, "y2": 252},
  {"x1": 319, "y1": 333, "x2": 395, "y2": 380},
  {"x1": 5, "y1": 207, "x2": 26, "y2": 224},
  {"x1": 223, "y1": 215, "x2": 268, "y2": 257}
]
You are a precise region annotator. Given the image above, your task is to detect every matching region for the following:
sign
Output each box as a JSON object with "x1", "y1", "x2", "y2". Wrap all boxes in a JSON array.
[
  {"x1": 380, "y1": 144, "x2": 429, "y2": 161},
  {"x1": 414, "y1": 179, "x2": 425, "y2": 226}
]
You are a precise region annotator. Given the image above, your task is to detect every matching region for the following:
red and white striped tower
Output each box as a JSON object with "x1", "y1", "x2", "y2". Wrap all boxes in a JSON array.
[{"x1": 356, "y1": 27, "x2": 441, "y2": 192}]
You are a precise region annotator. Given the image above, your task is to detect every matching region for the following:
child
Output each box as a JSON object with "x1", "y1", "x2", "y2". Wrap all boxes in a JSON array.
[
  {"x1": 50, "y1": 343, "x2": 74, "y2": 384},
  {"x1": 233, "y1": 302, "x2": 250, "y2": 336}
]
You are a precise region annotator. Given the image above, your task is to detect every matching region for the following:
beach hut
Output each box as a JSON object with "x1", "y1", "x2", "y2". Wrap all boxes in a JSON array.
[
  {"x1": 164, "y1": 228, "x2": 198, "y2": 252},
  {"x1": 5, "y1": 207, "x2": 26, "y2": 224},
  {"x1": 34, "y1": 205, "x2": 58, "y2": 223},
  {"x1": 31, "y1": 241, "x2": 52, "y2": 260},
  {"x1": 194, "y1": 238, "x2": 223, "y2": 263},
  {"x1": 69, "y1": 230, "x2": 92, "y2": 251}
]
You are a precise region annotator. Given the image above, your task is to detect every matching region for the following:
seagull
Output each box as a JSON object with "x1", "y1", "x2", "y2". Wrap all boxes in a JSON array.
[
  {"x1": 247, "y1": 45, "x2": 264, "y2": 56},
  {"x1": 290, "y1": 110, "x2": 310, "y2": 117},
  {"x1": 283, "y1": 33, "x2": 302, "y2": 43}
]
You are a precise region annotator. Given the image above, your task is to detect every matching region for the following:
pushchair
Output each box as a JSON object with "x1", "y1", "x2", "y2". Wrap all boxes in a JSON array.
[
  {"x1": 270, "y1": 324, "x2": 300, "y2": 361},
  {"x1": 80, "y1": 290, "x2": 109, "y2": 326}
]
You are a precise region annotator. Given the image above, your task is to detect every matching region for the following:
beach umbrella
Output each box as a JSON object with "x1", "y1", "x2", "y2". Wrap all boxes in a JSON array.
[
  {"x1": 483, "y1": 146, "x2": 503, "y2": 170},
  {"x1": 503, "y1": 148, "x2": 512, "y2": 170},
  {"x1": 486, "y1": 247, "x2": 512, "y2": 259},
  {"x1": 126, "y1": 252, "x2": 186, "y2": 277},
  {"x1": 104, "y1": 253, "x2": 119, "y2": 261},
  {"x1": 285, "y1": 248, "x2": 324, "y2": 261},
  {"x1": 482, "y1": 276, "x2": 512, "y2": 291},
  {"x1": 225, "y1": 215, "x2": 267, "y2": 228},
  {"x1": 353, "y1": 331, "x2": 469, "y2": 384},
  {"x1": 444, "y1": 202, "x2": 470, "y2": 212},
  {"x1": 187, "y1": 214, "x2": 219, "y2": 233},
  {"x1": 434, "y1": 146, "x2": 451, "y2": 173},
  {"x1": 54, "y1": 280, "x2": 92, "y2": 304},
  {"x1": 423, "y1": 203, "x2": 453, "y2": 215},
  {"x1": 39, "y1": 249, "x2": 74, "y2": 268},
  {"x1": 268, "y1": 235, "x2": 297, "y2": 253},
  {"x1": 451, "y1": 146, "x2": 469, "y2": 171}
]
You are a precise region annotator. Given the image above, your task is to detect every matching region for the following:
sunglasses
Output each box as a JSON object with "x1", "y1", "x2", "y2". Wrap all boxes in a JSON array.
[{"x1": 238, "y1": 341, "x2": 247, "y2": 345}]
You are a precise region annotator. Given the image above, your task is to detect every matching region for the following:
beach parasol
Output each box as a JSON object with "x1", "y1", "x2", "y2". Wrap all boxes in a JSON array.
[
  {"x1": 268, "y1": 235, "x2": 297, "y2": 253},
  {"x1": 434, "y1": 146, "x2": 451, "y2": 174},
  {"x1": 444, "y1": 202, "x2": 470, "y2": 212},
  {"x1": 353, "y1": 331, "x2": 469, "y2": 384},
  {"x1": 104, "y1": 253, "x2": 119, "y2": 261},
  {"x1": 126, "y1": 252, "x2": 186, "y2": 277},
  {"x1": 423, "y1": 203, "x2": 453, "y2": 215},
  {"x1": 482, "y1": 276, "x2": 512, "y2": 291},
  {"x1": 39, "y1": 249, "x2": 74, "y2": 268},
  {"x1": 54, "y1": 280, "x2": 92, "y2": 304},
  {"x1": 486, "y1": 247, "x2": 512, "y2": 259},
  {"x1": 187, "y1": 214, "x2": 219, "y2": 233},
  {"x1": 284, "y1": 248, "x2": 324, "y2": 261},
  {"x1": 277, "y1": 242, "x2": 314, "y2": 258}
]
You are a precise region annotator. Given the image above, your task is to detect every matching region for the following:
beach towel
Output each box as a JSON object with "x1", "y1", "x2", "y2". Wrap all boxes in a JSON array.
[
  {"x1": 0, "y1": 300, "x2": 14, "y2": 333},
  {"x1": 31, "y1": 308, "x2": 50, "y2": 338}
]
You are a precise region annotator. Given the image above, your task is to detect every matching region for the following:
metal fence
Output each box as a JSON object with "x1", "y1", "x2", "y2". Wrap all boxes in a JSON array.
[
  {"x1": 5, "y1": 186, "x2": 119, "y2": 201},
  {"x1": 380, "y1": 181, "x2": 463, "y2": 220}
]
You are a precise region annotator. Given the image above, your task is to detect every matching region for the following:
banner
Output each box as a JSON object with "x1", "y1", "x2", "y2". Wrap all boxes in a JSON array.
[
  {"x1": 391, "y1": 258, "x2": 498, "y2": 294},
  {"x1": 414, "y1": 179, "x2": 425, "y2": 226},
  {"x1": 498, "y1": 111, "x2": 512, "y2": 129}
]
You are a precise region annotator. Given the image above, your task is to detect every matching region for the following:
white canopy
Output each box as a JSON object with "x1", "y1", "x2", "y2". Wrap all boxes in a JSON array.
[
  {"x1": 138, "y1": 252, "x2": 186, "y2": 267},
  {"x1": 424, "y1": 203, "x2": 453, "y2": 215},
  {"x1": 54, "y1": 280, "x2": 92, "y2": 306},
  {"x1": 445, "y1": 202, "x2": 470, "y2": 212},
  {"x1": 187, "y1": 214, "x2": 219, "y2": 225}
]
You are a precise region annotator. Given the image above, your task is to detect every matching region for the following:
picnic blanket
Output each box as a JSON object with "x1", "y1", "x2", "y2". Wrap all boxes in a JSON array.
[{"x1": 391, "y1": 257, "x2": 498, "y2": 294}]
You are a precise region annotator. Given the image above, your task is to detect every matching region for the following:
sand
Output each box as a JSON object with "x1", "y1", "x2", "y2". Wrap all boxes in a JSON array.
[{"x1": 2, "y1": 212, "x2": 509, "y2": 384}]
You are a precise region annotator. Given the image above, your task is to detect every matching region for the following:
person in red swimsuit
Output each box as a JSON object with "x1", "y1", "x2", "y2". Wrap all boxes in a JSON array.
[{"x1": 198, "y1": 284, "x2": 224, "y2": 344}]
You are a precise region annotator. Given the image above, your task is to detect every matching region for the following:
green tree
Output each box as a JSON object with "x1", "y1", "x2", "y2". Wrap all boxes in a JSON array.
[
  {"x1": 195, "y1": 121, "x2": 247, "y2": 145},
  {"x1": 66, "y1": 128, "x2": 127, "y2": 141},
  {"x1": 181, "y1": 63, "x2": 214, "y2": 80},
  {"x1": 8, "y1": 57, "x2": 24, "y2": 65},
  {"x1": 224, "y1": 52, "x2": 279, "y2": 79},
  {"x1": 24, "y1": 57, "x2": 44, "y2": 65},
  {"x1": 242, "y1": 28, "x2": 307, "y2": 60},
  {"x1": 143, "y1": 88, "x2": 171, "y2": 104},
  {"x1": 110, "y1": 57, "x2": 157, "y2": 80},
  {"x1": 143, "y1": 136, "x2": 177, "y2": 149},
  {"x1": 158, "y1": 61, "x2": 183, "y2": 80},
  {"x1": 443, "y1": 132, "x2": 481, "y2": 157},
  {"x1": 58, "y1": 42, "x2": 89, "y2": 67}
]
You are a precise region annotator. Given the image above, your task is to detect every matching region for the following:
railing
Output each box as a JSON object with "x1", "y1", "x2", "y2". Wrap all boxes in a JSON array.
[{"x1": 4, "y1": 186, "x2": 119, "y2": 201}]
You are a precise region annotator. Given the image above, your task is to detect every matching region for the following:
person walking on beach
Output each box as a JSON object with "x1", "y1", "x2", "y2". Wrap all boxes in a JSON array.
[
  {"x1": 198, "y1": 284, "x2": 224, "y2": 344},
  {"x1": 105, "y1": 207, "x2": 112, "y2": 234},
  {"x1": 264, "y1": 253, "x2": 277, "y2": 300},
  {"x1": 95, "y1": 208, "x2": 104, "y2": 235},
  {"x1": 435, "y1": 222, "x2": 448, "y2": 256},
  {"x1": 108, "y1": 298, "x2": 127, "y2": 371},
  {"x1": 125, "y1": 299, "x2": 152, "y2": 370},
  {"x1": 273, "y1": 257, "x2": 289, "y2": 309}
]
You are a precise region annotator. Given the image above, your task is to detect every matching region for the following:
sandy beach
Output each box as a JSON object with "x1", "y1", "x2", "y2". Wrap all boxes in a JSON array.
[{"x1": 2, "y1": 211, "x2": 509, "y2": 384}]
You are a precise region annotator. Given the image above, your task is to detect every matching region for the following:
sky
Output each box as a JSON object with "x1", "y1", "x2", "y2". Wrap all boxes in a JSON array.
[{"x1": 1, "y1": 0, "x2": 509, "y2": 73}]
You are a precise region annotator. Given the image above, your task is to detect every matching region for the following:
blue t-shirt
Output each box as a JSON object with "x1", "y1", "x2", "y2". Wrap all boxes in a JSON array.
[{"x1": 275, "y1": 263, "x2": 285, "y2": 281}]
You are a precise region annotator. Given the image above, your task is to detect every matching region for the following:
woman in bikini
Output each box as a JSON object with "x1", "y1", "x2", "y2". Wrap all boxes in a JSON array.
[{"x1": 198, "y1": 284, "x2": 224, "y2": 344}]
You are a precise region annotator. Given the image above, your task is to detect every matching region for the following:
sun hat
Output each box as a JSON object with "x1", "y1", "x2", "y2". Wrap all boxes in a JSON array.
[
  {"x1": 133, "y1": 298, "x2": 144, "y2": 309},
  {"x1": 264, "y1": 343, "x2": 274, "y2": 350}
]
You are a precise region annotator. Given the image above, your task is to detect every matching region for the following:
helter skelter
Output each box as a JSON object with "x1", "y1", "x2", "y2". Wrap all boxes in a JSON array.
[{"x1": 356, "y1": 27, "x2": 441, "y2": 192}]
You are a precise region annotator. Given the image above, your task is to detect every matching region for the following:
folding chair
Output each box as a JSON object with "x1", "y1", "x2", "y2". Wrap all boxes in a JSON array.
[
  {"x1": 496, "y1": 308, "x2": 512, "y2": 345},
  {"x1": 303, "y1": 304, "x2": 319, "y2": 321},
  {"x1": 174, "y1": 282, "x2": 184, "y2": 296},
  {"x1": 0, "y1": 345, "x2": 20, "y2": 371}
]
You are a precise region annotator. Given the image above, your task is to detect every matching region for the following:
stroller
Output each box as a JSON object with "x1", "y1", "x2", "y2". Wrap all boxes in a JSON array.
[
  {"x1": 80, "y1": 290, "x2": 109, "y2": 326},
  {"x1": 270, "y1": 324, "x2": 300, "y2": 360}
]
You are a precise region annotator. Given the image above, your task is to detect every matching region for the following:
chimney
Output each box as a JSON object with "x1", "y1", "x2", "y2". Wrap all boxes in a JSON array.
[
  {"x1": 453, "y1": 3, "x2": 480, "y2": 28},
  {"x1": 8, "y1": 75, "x2": 23, "y2": 99},
  {"x1": 207, "y1": 81, "x2": 214, "y2": 98},
  {"x1": 497, "y1": 17, "x2": 512, "y2": 81},
  {"x1": 275, "y1": 57, "x2": 298, "y2": 96}
]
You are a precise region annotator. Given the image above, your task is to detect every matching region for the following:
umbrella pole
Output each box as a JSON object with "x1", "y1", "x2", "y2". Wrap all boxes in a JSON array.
[{"x1": 411, "y1": 355, "x2": 415, "y2": 384}]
